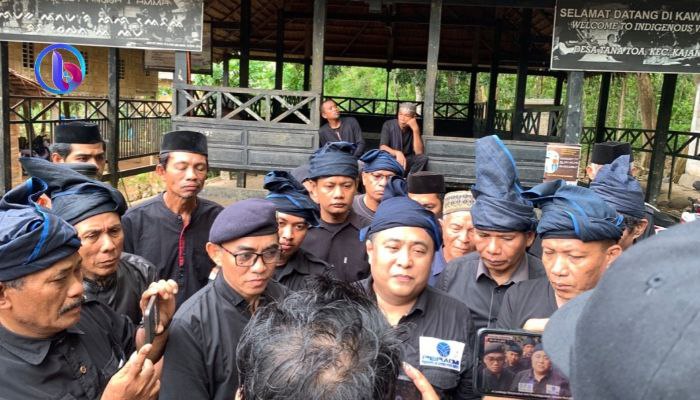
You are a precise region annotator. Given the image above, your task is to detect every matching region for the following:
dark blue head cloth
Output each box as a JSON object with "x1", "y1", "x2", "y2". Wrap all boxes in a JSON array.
[
  {"x1": 523, "y1": 180, "x2": 624, "y2": 242},
  {"x1": 308, "y1": 141, "x2": 358, "y2": 180},
  {"x1": 264, "y1": 170, "x2": 319, "y2": 226},
  {"x1": 470, "y1": 135, "x2": 537, "y2": 232},
  {"x1": 360, "y1": 149, "x2": 404, "y2": 176},
  {"x1": 0, "y1": 178, "x2": 81, "y2": 281},
  {"x1": 360, "y1": 177, "x2": 442, "y2": 248},
  {"x1": 590, "y1": 155, "x2": 645, "y2": 219},
  {"x1": 20, "y1": 157, "x2": 127, "y2": 225}
]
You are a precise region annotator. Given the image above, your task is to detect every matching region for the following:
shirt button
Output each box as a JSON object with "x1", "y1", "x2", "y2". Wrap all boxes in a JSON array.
[{"x1": 79, "y1": 365, "x2": 88, "y2": 374}]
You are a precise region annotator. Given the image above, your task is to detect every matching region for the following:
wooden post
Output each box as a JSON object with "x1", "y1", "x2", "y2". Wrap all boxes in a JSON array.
[
  {"x1": 594, "y1": 72, "x2": 611, "y2": 143},
  {"x1": 107, "y1": 48, "x2": 120, "y2": 188},
  {"x1": 554, "y1": 74, "x2": 565, "y2": 106},
  {"x1": 303, "y1": 60, "x2": 311, "y2": 91},
  {"x1": 174, "y1": 52, "x2": 188, "y2": 116},
  {"x1": 646, "y1": 74, "x2": 677, "y2": 204},
  {"x1": 563, "y1": 71, "x2": 584, "y2": 145},
  {"x1": 512, "y1": 9, "x2": 532, "y2": 139},
  {"x1": 0, "y1": 42, "x2": 9, "y2": 195},
  {"x1": 240, "y1": 0, "x2": 251, "y2": 88},
  {"x1": 222, "y1": 55, "x2": 230, "y2": 87},
  {"x1": 275, "y1": 8, "x2": 285, "y2": 90},
  {"x1": 484, "y1": 23, "x2": 501, "y2": 137},
  {"x1": 311, "y1": 0, "x2": 327, "y2": 127},
  {"x1": 466, "y1": 69, "x2": 478, "y2": 135},
  {"x1": 423, "y1": 0, "x2": 443, "y2": 137}
]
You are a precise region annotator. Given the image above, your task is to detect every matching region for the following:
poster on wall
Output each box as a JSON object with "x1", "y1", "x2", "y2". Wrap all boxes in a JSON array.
[
  {"x1": 543, "y1": 143, "x2": 582, "y2": 185},
  {"x1": 144, "y1": 23, "x2": 212, "y2": 73},
  {"x1": 0, "y1": 0, "x2": 203, "y2": 51},
  {"x1": 551, "y1": 0, "x2": 700, "y2": 73}
]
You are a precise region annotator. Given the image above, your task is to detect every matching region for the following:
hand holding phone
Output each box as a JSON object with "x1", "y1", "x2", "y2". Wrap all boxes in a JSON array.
[{"x1": 143, "y1": 296, "x2": 159, "y2": 345}]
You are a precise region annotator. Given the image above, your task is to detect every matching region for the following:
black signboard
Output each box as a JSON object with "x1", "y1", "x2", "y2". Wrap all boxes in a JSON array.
[
  {"x1": 552, "y1": 0, "x2": 700, "y2": 73},
  {"x1": 0, "y1": 0, "x2": 203, "y2": 51}
]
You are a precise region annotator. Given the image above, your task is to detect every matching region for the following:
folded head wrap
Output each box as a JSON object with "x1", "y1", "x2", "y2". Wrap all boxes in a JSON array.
[
  {"x1": 360, "y1": 149, "x2": 404, "y2": 176},
  {"x1": 0, "y1": 178, "x2": 81, "y2": 281},
  {"x1": 20, "y1": 157, "x2": 127, "y2": 225},
  {"x1": 471, "y1": 135, "x2": 537, "y2": 232},
  {"x1": 523, "y1": 180, "x2": 623, "y2": 242},
  {"x1": 308, "y1": 141, "x2": 359, "y2": 180},
  {"x1": 590, "y1": 155, "x2": 645, "y2": 219},
  {"x1": 264, "y1": 171, "x2": 319, "y2": 227},
  {"x1": 360, "y1": 176, "x2": 442, "y2": 248}
]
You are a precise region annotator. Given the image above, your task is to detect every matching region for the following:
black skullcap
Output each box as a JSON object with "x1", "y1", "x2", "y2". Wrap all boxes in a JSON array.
[
  {"x1": 54, "y1": 121, "x2": 102, "y2": 144},
  {"x1": 407, "y1": 171, "x2": 445, "y2": 194},
  {"x1": 590, "y1": 141, "x2": 633, "y2": 165},
  {"x1": 209, "y1": 198, "x2": 278, "y2": 244},
  {"x1": 507, "y1": 344, "x2": 523, "y2": 355},
  {"x1": 20, "y1": 157, "x2": 126, "y2": 225},
  {"x1": 484, "y1": 343, "x2": 504, "y2": 356},
  {"x1": 161, "y1": 130, "x2": 208, "y2": 155}
]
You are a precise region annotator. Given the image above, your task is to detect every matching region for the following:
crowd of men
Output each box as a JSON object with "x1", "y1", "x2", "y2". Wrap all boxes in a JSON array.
[{"x1": 0, "y1": 102, "x2": 698, "y2": 400}]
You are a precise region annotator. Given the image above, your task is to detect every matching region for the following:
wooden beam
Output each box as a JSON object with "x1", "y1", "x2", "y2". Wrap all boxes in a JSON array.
[
  {"x1": 275, "y1": 8, "x2": 285, "y2": 90},
  {"x1": 512, "y1": 9, "x2": 531, "y2": 139},
  {"x1": 107, "y1": 48, "x2": 120, "y2": 189},
  {"x1": 467, "y1": 68, "x2": 478, "y2": 135},
  {"x1": 311, "y1": 0, "x2": 327, "y2": 114},
  {"x1": 423, "y1": 0, "x2": 442, "y2": 137},
  {"x1": 594, "y1": 72, "x2": 611, "y2": 143},
  {"x1": 554, "y1": 74, "x2": 564, "y2": 106},
  {"x1": 174, "y1": 52, "x2": 188, "y2": 115},
  {"x1": 0, "y1": 42, "x2": 9, "y2": 195},
  {"x1": 646, "y1": 74, "x2": 678, "y2": 204},
  {"x1": 484, "y1": 23, "x2": 501, "y2": 137},
  {"x1": 222, "y1": 55, "x2": 230, "y2": 87},
  {"x1": 563, "y1": 71, "x2": 584, "y2": 144},
  {"x1": 240, "y1": 0, "x2": 251, "y2": 88}
]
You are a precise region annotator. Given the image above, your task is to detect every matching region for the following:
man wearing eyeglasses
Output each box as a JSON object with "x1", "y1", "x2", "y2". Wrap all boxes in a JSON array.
[
  {"x1": 354, "y1": 149, "x2": 405, "y2": 221},
  {"x1": 160, "y1": 198, "x2": 287, "y2": 400}
]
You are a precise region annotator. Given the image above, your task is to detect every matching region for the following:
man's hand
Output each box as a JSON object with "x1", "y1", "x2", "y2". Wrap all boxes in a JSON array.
[
  {"x1": 139, "y1": 279, "x2": 178, "y2": 336},
  {"x1": 407, "y1": 117, "x2": 420, "y2": 133},
  {"x1": 522, "y1": 318, "x2": 549, "y2": 333},
  {"x1": 101, "y1": 344, "x2": 160, "y2": 400},
  {"x1": 402, "y1": 362, "x2": 439, "y2": 400},
  {"x1": 394, "y1": 151, "x2": 407, "y2": 170}
]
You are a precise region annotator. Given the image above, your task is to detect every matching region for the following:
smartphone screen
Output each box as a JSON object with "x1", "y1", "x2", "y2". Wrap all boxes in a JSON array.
[
  {"x1": 474, "y1": 329, "x2": 572, "y2": 399},
  {"x1": 143, "y1": 296, "x2": 159, "y2": 344}
]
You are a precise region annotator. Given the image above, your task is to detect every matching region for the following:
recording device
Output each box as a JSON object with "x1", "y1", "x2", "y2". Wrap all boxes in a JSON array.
[
  {"x1": 143, "y1": 296, "x2": 159, "y2": 345},
  {"x1": 394, "y1": 375, "x2": 421, "y2": 400},
  {"x1": 474, "y1": 329, "x2": 572, "y2": 400}
]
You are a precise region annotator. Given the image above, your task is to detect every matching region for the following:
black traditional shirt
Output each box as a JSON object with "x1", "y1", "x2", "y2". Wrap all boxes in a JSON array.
[
  {"x1": 83, "y1": 252, "x2": 157, "y2": 323},
  {"x1": 359, "y1": 279, "x2": 479, "y2": 400},
  {"x1": 510, "y1": 368, "x2": 571, "y2": 397},
  {"x1": 495, "y1": 277, "x2": 559, "y2": 330},
  {"x1": 122, "y1": 194, "x2": 222, "y2": 306},
  {"x1": 0, "y1": 301, "x2": 135, "y2": 400},
  {"x1": 319, "y1": 117, "x2": 365, "y2": 157},
  {"x1": 436, "y1": 252, "x2": 545, "y2": 331},
  {"x1": 352, "y1": 194, "x2": 376, "y2": 222},
  {"x1": 274, "y1": 248, "x2": 334, "y2": 291},
  {"x1": 301, "y1": 210, "x2": 370, "y2": 282},
  {"x1": 160, "y1": 274, "x2": 287, "y2": 400}
]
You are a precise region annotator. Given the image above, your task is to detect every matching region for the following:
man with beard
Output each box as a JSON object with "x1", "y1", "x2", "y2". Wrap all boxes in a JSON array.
[
  {"x1": 122, "y1": 131, "x2": 222, "y2": 306},
  {"x1": 0, "y1": 178, "x2": 177, "y2": 399},
  {"x1": 20, "y1": 158, "x2": 156, "y2": 323},
  {"x1": 263, "y1": 171, "x2": 333, "y2": 290},
  {"x1": 318, "y1": 99, "x2": 365, "y2": 157},
  {"x1": 380, "y1": 102, "x2": 428, "y2": 175},
  {"x1": 354, "y1": 149, "x2": 404, "y2": 221},
  {"x1": 301, "y1": 142, "x2": 371, "y2": 282},
  {"x1": 160, "y1": 198, "x2": 287, "y2": 400}
]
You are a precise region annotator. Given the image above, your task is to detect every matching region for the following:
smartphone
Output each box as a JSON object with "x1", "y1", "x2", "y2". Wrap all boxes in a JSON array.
[
  {"x1": 143, "y1": 296, "x2": 159, "y2": 344},
  {"x1": 473, "y1": 328, "x2": 572, "y2": 399},
  {"x1": 393, "y1": 375, "x2": 421, "y2": 400}
]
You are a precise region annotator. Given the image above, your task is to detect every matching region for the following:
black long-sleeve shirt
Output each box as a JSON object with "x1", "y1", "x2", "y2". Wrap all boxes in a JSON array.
[
  {"x1": 274, "y1": 247, "x2": 335, "y2": 291},
  {"x1": 318, "y1": 117, "x2": 365, "y2": 157}
]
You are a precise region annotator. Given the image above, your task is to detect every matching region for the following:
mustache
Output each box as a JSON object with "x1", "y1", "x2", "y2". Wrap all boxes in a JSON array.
[{"x1": 59, "y1": 297, "x2": 85, "y2": 315}]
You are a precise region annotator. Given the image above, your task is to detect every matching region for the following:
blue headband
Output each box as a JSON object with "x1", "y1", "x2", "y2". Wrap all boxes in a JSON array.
[
  {"x1": 264, "y1": 171, "x2": 319, "y2": 227},
  {"x1": 308, "y1": 141, "x2": 359, "y2": 179},
  {"x1": 590, "y1": 155, "x2": 645, "y2": 219},
  {"x1": 0, "y1": 178, "x2": 81, "y2": 281},
  {"x1": 360, "y1": 149, "x2": 404, "y2": 176}
]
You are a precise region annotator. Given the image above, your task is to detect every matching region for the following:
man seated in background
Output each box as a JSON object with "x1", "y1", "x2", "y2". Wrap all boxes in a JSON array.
[
  {"x1": 318, "y1": 99, "x2": 365, "y2": 157},
  {"x1": 263, "y1": 170, "x2": 333, "y2": 291},
  {"x1": 380, "y1": 102, "x2": 428, "y2": 174},
  {"x1": 407, "y1": 171, "x2": 445, "y2": 217},
  {"x1": 354, "y1": 149, "x2": 404, "y2": 221}
]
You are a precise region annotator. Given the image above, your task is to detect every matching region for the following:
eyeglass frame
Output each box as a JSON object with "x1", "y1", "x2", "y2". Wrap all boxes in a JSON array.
[{"x1": 218, "y1": 245, "x2": 281, "y2": 267}]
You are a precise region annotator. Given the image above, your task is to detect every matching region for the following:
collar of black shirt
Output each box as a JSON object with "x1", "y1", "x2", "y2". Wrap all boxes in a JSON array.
[
  {"x1": 475, "y1": 254, "x2": 530, "y2": 285},
  {"x1": 358, "y1": 277, "x2": 430, "y2": 319},
  {"x1": 212, "y1": 271, "x2": 286, "y2": 309},
  {"x1": 0, "y1": 323, "x2": 84, "y2": 365},
  {"x1": 83, "y1": 271, "x2": 118, "y2": 292}
]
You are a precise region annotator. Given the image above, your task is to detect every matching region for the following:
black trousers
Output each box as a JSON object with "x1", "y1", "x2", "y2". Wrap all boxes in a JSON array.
[{"x1": 405, "y1": 153, "x2": 429, "y2": 176}]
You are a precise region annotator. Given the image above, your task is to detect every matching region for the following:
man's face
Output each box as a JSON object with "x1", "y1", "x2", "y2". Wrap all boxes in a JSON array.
[
  {"x1": 320, "y1": 100, "x2": 340, "y2": 120},
  {"x1": 505, "y1": 350, "x2": 521, "y2": 367},
  {"x1": 156, "y1": 151, "x2": 208, "y2": 200},
  {"x1": 397, "y1": 110, "x2": 415, "y2": 130},
  {"x1": 522, "y1": 344, "x2": 534, "y2": 358},
  {"x1": 361, "y1": 170, "x2": 395, "y2": 204},
  {"x1": 0, "y1": 252, "x2": 85, "y2": 338},
  {"x1": 441, "y1": 211, "x2": 475, "y2": 260},
  {"x1": 53, "y1": 143, "x2": 107, "y2": 177},
  {"x1": 367, "y1": 226, "x2": 434, "y2": 303},
  {"x1": 408, "y1": 193, "x2": 442, "y2": 216},
  {"x1": 207, "y1": 234, "x2": 279, "y2": 301},
  {"x1": 541, "y1": 238, "x2": 621, "y2": 302},
  {"x1": 276, "y1": 212, "x2": 309, "y2": 265},
  {"x1": 531, "y1": 350, "x2": 552, "y2": 375},
  {"x1": 473, "y1": 229, "x2": 534, "y2": 274},
  {"x1": 310, "y1": 176, "x2": 357, "y2": 219},
  {"x1": 74, "y1": 212, "x2": 123, "y2": 280},
  {"x1": 484, "y1": 352, "x2": 506, "y2": 374}
]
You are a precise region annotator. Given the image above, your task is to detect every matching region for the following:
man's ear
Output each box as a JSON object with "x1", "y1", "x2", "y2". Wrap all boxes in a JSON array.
[
  {"x1": 634, "y1": 219, "x2": 649, "y2": 240},
  {"x1": 308, "y1": 180, "x2": 319, "y2": 204},
  {"x1": 525, "y1": 231, "x2": 536, "y2": 248},
  {"x1": 604, "y1": 244, "x2": 623, "y2": 269},
  {"x1": 155, "y1": 163, "x2": 166, "y2": 177},
  {"x1": 205, "y1": 242, "x2": 222, "y2": 266},
  {"x1": 0, "y1": 283, "x2": 13, "y2": 310},
  {"x1": 51, "y1": 153, "x2": 64, "y2": 163},
  {"x1": 365, "y1": 239, "x2": 374, "y2": 267}
]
